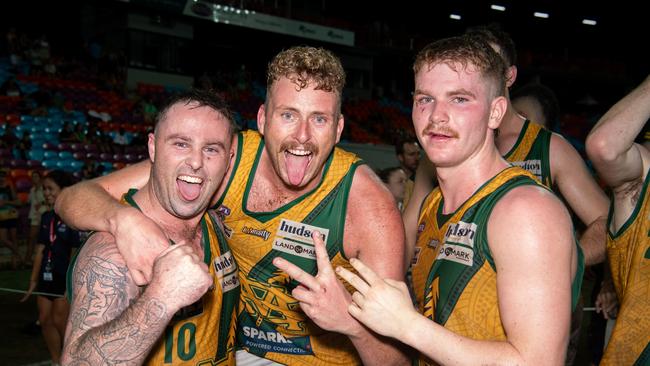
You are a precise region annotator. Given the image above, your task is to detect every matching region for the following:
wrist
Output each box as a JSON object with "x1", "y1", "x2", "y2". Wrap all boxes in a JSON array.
[{"x1": 108, "y1": 205, "x2": 137, "y2": 235}]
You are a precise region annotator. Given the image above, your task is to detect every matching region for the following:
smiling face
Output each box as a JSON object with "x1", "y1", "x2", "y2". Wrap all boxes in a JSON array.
[
  {"x1": 258, "y1": 76, "x2": 344, "y2": 189},
  {"x1": 42, "y1": 177, "x2": 62, "y2": 205},
  {"x1": 412, "y1": 62, "x2": 504, "y2": 169},
  {"x1": 148, "y1": 102, "x2": 232, "y2": 219}
]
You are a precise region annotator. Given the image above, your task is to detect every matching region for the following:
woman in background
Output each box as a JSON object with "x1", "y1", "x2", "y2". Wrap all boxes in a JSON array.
[{"x1": 21, "y1": 170, "x2": 80, "y2": 366}]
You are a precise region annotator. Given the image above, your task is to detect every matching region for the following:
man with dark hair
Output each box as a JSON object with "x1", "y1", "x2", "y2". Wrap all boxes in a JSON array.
[
  {"x1": 62, "y1": 89, "x2": 240, "y2": 365},
  {"x1": 394, "y1": 134, "x2": 421, "y2": 209}
]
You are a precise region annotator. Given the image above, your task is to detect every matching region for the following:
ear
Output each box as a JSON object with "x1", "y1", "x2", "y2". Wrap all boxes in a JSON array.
[
  {"x1": 257, "y1": 104, "x2": 266, "y2": 135},
  {"x1": 147, "y1": 132, "x2": 155, "y2": 163},
  {"x1": 334, "y1": 114, "x2": 345, "y2": 143},
  {"x1": 505, "y1": 65, "x2": 517, "y2": 89},
  {"x1": 488, "y1": 96, "x2": 508, "y2": 130}
]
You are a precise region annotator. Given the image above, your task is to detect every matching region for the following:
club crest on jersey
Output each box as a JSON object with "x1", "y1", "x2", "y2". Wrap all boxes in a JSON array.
[
  {"x1": 272, "y1": 219, "x2": 330, "y2": 260},
  {"x1": 213, "y1": 251, "x2": 239, "y2": 292}
]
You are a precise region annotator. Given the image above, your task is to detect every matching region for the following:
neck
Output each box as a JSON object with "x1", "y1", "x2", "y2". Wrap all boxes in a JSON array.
[
  {"x1": 497, "y1": 100, "x2": 527, "y2": 136},
  {"x1": 435, "y1": 143, "x2": 509, "y2": 214},
  {"x1": 132, "y1": 184, "x2": 203, "y2": 246}
]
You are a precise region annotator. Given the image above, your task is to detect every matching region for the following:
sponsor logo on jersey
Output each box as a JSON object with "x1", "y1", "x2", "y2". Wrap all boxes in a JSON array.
[
  {"x1": 272, "y1": 219, "x2": 330, "y2": 260},
  {"x1": 214, "y1": 252, "x2": 239, "y2": 292},
  {"x1": 241, "y1": 326, "x2": 312, "y2": 355},
  {"x1": 242, "y1": 226, "x2": 271, "y2": 240},
  {"x1": 427, "y1": 239, "x2": 440, "y2": 249},
  {"x1": 418, "y1": 223, "x2": 425, "y2": 233},
  {"x1": 444, "y1": 221, "x2": 477, "y2": 247},
  {"x1": 510, "y1": 159, "x2": 542, "y2": 181},
  {"x1": 436, "y1": 243, "x2": 474, "y2": 266},
  {"x1": 273, "y1": 238, "x2": 316, "y2": 259}
]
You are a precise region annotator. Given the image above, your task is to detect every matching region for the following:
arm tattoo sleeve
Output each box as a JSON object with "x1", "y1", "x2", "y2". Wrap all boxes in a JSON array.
[{"x1": 64, "y1": 241, "x2": 173, "y2": 365}]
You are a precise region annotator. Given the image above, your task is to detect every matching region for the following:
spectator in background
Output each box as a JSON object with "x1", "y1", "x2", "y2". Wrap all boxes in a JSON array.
[
  {"x1": 26, "y1": 170, "x2": 47, "y2": 265},
  {"x1": 512, "y1": 82, "x2": 561, "y2": 130},
  {"x1": 1, "y1": 78, "x2": 22, "y2": 97},
  {"x1": 0, "y1": 169, "x2": 21, "y2": 269},
  {"x1": 58, "y1": 122, "x2": 75, "y2": 143},
  {"x1": 377, "y1": 166, "x2": 408, "y2": 212},
  {"x1": 394, "y1": 134, "x2": 421, "y2": 208},
  {"x1": 21, "y1": 170, "x2": 80, "y2": 366}
]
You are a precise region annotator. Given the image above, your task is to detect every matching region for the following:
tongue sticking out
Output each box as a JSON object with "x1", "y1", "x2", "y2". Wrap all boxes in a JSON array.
[
  {"x1": 285, "y1": 153, "x2": 310, "y2": 186},
  {"x1": 177, "y1": 180, "x2": 201, "y2": 201}
]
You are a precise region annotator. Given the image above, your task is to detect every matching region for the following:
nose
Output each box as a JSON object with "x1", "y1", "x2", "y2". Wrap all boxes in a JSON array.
[
  {"x1": 185, "y1": 147, "x2": 203, "y2": 171},
  {"x1": 430, "y1": 101, "x2": 448, "y2": 125},
  {"x1": 294, "y1": 120, "x2": 311, "y2": 143}
]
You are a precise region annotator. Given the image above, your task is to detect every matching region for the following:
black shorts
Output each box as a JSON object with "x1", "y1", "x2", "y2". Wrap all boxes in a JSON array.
[
  {"x1": 37, "y1": 275, "x2": 66, "y2": 301},
  {"x1": 0, "y1": 218, "x2": 18, "y2": 229}
]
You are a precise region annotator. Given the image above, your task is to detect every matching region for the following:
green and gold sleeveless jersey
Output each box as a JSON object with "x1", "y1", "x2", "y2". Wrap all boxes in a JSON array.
[
  {"x1": 410, "y1": 167, "x2": 583, "y2": 365},
  {"x1": 214, "y1": 131, "x2": 364, "y2": 365},
  {"x1": 503, "y1": 120, "x2": 553, "y2": 188},
  {"x1": 601, "y1": 170, "x2": 650, "y2": 366},
  {"x1": 68, "y1": 189, "x2": 240, "y2": 366}
]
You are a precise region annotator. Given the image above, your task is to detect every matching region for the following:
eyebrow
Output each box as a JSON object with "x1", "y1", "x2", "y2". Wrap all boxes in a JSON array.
[
  {"x1": 412, "y1": 88, "x2": 476, "y2": 98},
  {"x1": 166, "y1": 133, "x2": 227, "y2": 150}
]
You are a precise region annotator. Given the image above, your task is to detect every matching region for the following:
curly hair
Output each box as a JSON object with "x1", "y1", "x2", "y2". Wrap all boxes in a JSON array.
[
  {"x1": 266, "y1": 46, "x2": 346, "y2": 100},
  {"x1": 413, "y1": 35, "x2": 506, "y2": 98}
]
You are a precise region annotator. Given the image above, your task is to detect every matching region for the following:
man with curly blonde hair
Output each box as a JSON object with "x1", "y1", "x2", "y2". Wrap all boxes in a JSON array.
[{"x1": 56, "y1": 46, "x2": 407, "y2": 365}]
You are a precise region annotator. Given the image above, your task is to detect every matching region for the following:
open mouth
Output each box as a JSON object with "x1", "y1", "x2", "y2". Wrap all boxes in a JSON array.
[
  {"x1": 284, "y1": 148, "x2": 313, "y2": 185},
  {"x1": 177, "y1": 175, "x2": 203, "y2": 201}
]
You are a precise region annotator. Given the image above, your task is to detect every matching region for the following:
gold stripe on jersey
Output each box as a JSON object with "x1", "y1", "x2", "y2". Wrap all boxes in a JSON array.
[
  {"x1": 216, "y1": 130, "x2": 363, "y2": 365},
  {"x1": 601, "y1": 170, "x2": 650, "y2": 366}
]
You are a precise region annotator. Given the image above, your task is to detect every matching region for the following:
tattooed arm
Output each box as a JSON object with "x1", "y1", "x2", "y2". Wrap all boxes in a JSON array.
[{"x1": 62, "y1": 232, "x2": 213, "y2": 365}]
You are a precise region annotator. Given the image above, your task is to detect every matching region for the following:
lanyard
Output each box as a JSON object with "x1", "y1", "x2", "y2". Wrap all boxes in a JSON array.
[{"x1": 48, "y1": 218, "x2": 61, "y2": 261}]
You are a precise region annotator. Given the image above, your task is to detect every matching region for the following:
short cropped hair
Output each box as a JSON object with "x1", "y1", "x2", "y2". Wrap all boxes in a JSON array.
[
  {"x1": 413, "y1": 35, "x2": 507, "y2": 99},
  {"x1": 154, "y1": 89, "x2": 238, "y2": 136},
  {"x1": 465, "y1": 23, "x2": 517, "y2": 67}
]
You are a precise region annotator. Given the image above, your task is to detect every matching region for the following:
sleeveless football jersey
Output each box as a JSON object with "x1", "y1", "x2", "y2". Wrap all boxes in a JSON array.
[
  {"x1": 214, "y1": 131, "x2": 364, "y2": 365},
  {"x1": 503, "y1": 120, "x2": 553, "y2": 188},
  {"x1": 410, "y1": 167, "x2": 584, "y2": 365},
  {"x1": 601, "y1": 170, "x2": 650, "y2": 366},
  {"x1": 68, "y1": 189, "x2": 240, "y2": 365}
]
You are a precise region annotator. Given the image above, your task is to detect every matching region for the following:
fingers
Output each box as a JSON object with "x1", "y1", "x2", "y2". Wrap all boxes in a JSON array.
[
  {"x1": 312, "y1": 231, "x2": 333, "y2": 276},
  {"x1": 273, "y1": 257, "x2": 322, "y2": 292},
  {"x1": 349, "y1": 257, "x2": 381, "y2": 286},
  {"x1": 336, "y1": 266, "x2": 370, "y2": 295},
  {"x1": 131, "y1": 269, "x2": 149, "y2": 286},
  {"x1": 292, "y1": 285, "x2": 316, "y2": 305}
]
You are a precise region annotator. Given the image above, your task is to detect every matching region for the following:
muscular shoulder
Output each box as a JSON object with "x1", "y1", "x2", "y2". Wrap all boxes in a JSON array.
[
  {"x1": 489, "y1": 185, "x2": 573, "y2": 252},
  {"x1": 77, "y1": 231, "x2": 125, "y2": 265},
  {"x1": 344, "y1": 165, "x2": 405, "y2": 277},
  {"x1": 548, "y1": 132, "x2": 591, "y2": 178},
  {"x1": 346, "y1": 165, "x2": 402, "y2": 227}
]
